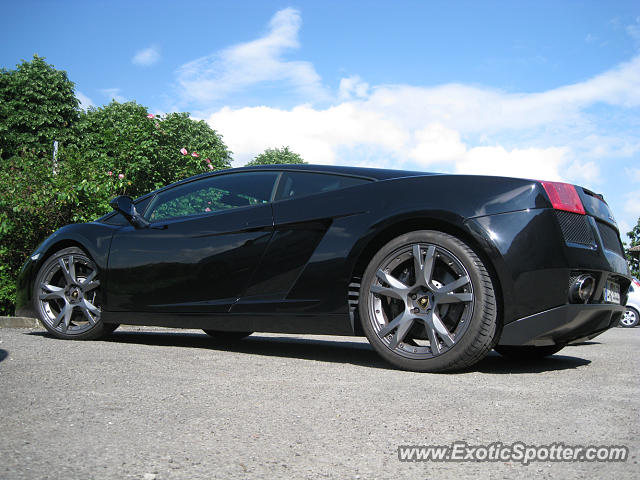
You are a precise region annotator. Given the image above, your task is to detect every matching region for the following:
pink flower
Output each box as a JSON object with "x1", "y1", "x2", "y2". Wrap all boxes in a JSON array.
[
  {"x1": 207, "y1": 201, "x2": 211, "y2": 205},
  {"x1": 208, "y1": 164, "x2": 214, "y2": 170},
  {"x1": 147, "y1": 113, "x2": 155, "y2": 119},
  {"x1": 108, "y1": 171, "x2": 113, "y2": 176},
  {"x1": 180, "y1": 147, "x2": 188, "y2": 155},
  {"x1": 118, "y1": 173, "x2": 125, "y2": 179},
  {"x1": 191, "y1": 152, "x2": 199, "y2": 157},
  {"x1": 205, "y1": 207, "x2": 211, "y2": 212},
  {"x1": 205, "y1": 158, "x2": 211, "y2": 164}
]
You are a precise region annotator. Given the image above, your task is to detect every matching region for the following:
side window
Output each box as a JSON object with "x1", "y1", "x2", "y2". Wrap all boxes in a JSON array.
[
  {"x1": 146, "y1": 172, "x2": 278, "y2": 222},
  {"x1": 274, "y1": 172, "x2": 370, "y2": 201}
]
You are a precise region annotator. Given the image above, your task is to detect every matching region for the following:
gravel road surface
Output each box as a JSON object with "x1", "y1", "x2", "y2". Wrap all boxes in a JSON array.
[{"x1": 1, "y1": 326, "x2": 638, "y2": 479}]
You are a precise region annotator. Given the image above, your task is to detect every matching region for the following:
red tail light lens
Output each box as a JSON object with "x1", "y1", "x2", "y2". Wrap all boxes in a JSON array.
[{"x1": 539, "y1": 181, "x2": 586, "y2": 215}]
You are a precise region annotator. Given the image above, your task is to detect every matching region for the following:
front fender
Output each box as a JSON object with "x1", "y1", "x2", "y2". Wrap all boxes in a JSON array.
[{"x1": 15, "y1": 222, "x2": 119, "y2": 317}]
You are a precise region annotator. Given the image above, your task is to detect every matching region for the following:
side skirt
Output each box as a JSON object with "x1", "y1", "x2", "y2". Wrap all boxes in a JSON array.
[{"x1": 102, "y1": 311, "x2": 355, "y2": 336}]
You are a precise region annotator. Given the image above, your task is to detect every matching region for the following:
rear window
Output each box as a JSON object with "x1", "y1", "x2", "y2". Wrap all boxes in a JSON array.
[{"x1": 274, "y1": 172, "x2": 370, "y2": 201}]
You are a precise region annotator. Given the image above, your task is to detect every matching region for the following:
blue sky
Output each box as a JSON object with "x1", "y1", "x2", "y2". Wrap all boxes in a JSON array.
[{"x1": 2, "y1": 0, "x2": 640, "y2": 238}]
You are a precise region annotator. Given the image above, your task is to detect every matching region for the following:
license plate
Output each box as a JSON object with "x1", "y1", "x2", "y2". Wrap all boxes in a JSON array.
[{"x1": 604, "y1": 280, "x2": 620, "y2": 304}]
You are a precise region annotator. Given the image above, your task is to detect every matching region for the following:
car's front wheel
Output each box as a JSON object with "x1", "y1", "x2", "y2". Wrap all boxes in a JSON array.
[
  {"x1": 359, "y1": 230, "x2": 498, "y2": 372},
  {"x1": 619, "y1": 307, "x2": 639, "y2": 328},
  {"x1": 34, "y1": 247, "x2": 118, "y2": 340}
]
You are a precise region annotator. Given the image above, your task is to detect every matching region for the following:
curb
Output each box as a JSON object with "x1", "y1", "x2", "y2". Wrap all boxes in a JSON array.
[{"x1": 0, "y1": 316, "x2": 43, "y2": 329}]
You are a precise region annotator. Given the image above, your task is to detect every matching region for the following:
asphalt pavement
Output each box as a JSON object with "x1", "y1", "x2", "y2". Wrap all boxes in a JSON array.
[{"x1": 1, "y1": 325, "x2": 638, "y2": 479}]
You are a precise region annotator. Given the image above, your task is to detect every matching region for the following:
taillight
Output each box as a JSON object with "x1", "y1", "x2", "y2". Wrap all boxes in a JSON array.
[
  {"x1": 634, "y1": 278, "x2": 640, "y2": 288},
  {"x1": 539, "y1": 181, "x2": 586, "y2": 215}
]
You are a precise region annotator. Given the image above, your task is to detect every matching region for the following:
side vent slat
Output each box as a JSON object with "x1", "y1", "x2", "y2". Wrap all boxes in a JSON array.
[{"x1": 348, "y1": 279, "x2": 361, "y2": 313}]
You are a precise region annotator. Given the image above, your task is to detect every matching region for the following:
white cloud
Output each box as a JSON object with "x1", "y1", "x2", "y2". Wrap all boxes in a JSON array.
[
  {"x1": 455, "y1": 146, "x2": 570, "y2": 181},
  {"x1": 177, "y1": 8, "x2": 326, "y2": 104},
  {"x1": 210, "y1": 103, "x2": 407, "y2": 166},
  {"x1": 625, "y1": 191, "x2": 640, "y2": 217},
  {"x1": 626, "y1": 167, "x2": 640, "y2": 182},
  {"x1": 338, "y1": 75, "x2": 369, "y2": 100},
  {"x1": 361, "y1": 54, "x2": 640, "y2": 135},
  {"x1": 204, "y1": 47, "x2": 640, "y2": 189},
  {"x1": 100, "y1": 88, "x2": 126, "y2": 103},
  {"x1": 410, "y1": 124, "x2": 466, "y2": 165},
  {"x1": 76, "y1": 91, "x2": 93, "y2": 110},
  {"x1": 627, "y1": 17, "x2": 640, "y2": 45},
  {"x1": 132, "y1": 45, "x2": 160, "y2": 66}
]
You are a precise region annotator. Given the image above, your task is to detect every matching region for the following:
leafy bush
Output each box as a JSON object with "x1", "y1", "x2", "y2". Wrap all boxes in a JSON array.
[
  {"x1": 73, "y1": 103, "x2": 231, "y2": 196},
  {"x1": 0, "y1": 149, "x2": 111, "y2": 315}
]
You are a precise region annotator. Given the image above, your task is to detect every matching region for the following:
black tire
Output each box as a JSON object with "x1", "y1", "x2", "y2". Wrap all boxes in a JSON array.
[
  {"x1": 619, "y1": 307, "x2": 639, "y2": 328},
  {"x1": 494, "y1": 344, "x2": 565, "y2": 359},
  {"x1": 203, "y1": 330, "x2": 253, "y2": 341},
  {"x1": 33, "y1": 246, "x2": 118, "y2": 340},
  {"x1": 359, "y1": 230, "x2": 498, "y2": 372}
]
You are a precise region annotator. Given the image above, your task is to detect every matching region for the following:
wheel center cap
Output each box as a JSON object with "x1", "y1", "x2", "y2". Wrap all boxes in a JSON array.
[
  {"x1": 67, "y1": 287, "x2": 82, "y2": 304},
  {"x1": 417, "y1": 296, "x2": 429, "y2": 309}
]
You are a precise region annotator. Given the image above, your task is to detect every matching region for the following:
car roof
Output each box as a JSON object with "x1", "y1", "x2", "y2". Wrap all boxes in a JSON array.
[{"x1": 212, "y1": 163, "x2": 438, "y2": 181}]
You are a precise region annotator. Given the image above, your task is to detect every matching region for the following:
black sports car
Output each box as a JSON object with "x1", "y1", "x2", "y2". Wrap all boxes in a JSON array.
[{"x1": 16, "y1": 164, "x2": 631, "y2": 372}]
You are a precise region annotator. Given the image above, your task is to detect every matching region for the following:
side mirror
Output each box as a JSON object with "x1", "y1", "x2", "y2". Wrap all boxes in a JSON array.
[{"x1": 109, "y1": 196, "x2": 150, "y2": 229}]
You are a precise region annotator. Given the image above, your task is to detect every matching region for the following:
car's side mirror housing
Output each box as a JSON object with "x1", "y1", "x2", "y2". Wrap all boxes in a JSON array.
[{"x1": 109, "y1": 195, "x2": 150, "y2": 229}]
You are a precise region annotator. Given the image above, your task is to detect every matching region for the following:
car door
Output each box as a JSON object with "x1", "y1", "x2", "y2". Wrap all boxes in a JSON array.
[
  {"x1": 233, "y1": 171, "x2": 372, "y2": 314},
  {"x1": 106, "y1": 171, "x2": 279, "y2": 314}
]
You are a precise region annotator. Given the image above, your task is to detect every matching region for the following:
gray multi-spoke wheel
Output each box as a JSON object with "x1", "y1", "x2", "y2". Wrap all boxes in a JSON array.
[
  {"x1": 34, "y1": 247, "x2": 118, "y2": 340},
  {"x1": 619, "y1": 307, "x2": 639, "y2": 328},
  {"x1": 360, "y1": 230, "x2": 497, "y2": 372}
]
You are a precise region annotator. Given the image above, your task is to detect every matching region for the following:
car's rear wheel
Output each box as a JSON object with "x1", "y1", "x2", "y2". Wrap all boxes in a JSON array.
[
  {"x1": 494, "y1": 344, "x2": 565, "y2": 359},
  {"x1": 619, "y1": 307, "x2": 639, "y2": 328},
  {"x1": 203, "y1": 330, "x2": 253, "y2": 341},
  {"x1": 34, "y1": 247, "x2": 118, "y2": 340},
  {"x1": 359, "y1": 230, "x2": 498, "y2": 372}
]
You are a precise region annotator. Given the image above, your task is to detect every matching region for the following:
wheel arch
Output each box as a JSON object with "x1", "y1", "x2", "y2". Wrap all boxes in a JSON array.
[
  {"x1": 40, "y1": 239, "x2": 92, "y2": 264},
  {"x1": 349, "y1": 216, "x2": 504, "y2": 338}
]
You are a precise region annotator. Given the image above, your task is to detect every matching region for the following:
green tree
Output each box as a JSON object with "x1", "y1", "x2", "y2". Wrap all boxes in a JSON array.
[
  {"x1": 626, "y1": 218, "x2": 640, "y2": 278},
  {"x1": 245, "y1": 146, "x2": 305, "y2": 166},
  {"x1": 0, "y1": 55, "x2": 79, "y2": 158}
]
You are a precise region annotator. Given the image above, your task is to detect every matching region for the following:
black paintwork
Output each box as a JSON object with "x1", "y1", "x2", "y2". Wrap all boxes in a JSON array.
[{"x1": 16, "y1": 165, "x2": 631, "y2": 345}]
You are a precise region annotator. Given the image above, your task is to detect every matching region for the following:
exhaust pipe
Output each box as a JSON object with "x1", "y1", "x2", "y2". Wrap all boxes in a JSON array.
[{"x1": 570, "y1": 274, "x2": 595, "y2": 304}]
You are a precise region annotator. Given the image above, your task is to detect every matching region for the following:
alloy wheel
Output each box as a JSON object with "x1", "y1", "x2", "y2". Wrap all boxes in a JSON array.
[
  {"x1": 37, "y1": 252, "x2": 101, "y2": 335},
  {"x1": 366, "y1": 242, "x2": 474, "y2": 360},
  {"x1": 620, "y1": 308, "x2": 639, "y2": 327}
]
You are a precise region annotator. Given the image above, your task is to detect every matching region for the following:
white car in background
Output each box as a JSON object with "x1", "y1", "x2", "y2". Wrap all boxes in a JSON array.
[{"x1": 620, "y1": 277, "x2": 640, "y2": 327}]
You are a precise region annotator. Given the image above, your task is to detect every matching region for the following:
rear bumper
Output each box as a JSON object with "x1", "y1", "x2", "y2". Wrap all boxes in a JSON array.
[{"x1": 498, "y1": 303, "x2": 625, "y2": 346}]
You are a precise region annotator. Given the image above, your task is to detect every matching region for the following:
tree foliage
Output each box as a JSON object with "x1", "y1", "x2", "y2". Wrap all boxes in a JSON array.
[
  {"x1": 245, "y1": 146, "x2": 305, "y2": 166},
  {"x1": 626, "y1": 218, "x2": 640, "y2": 278},
  {"x1": 0, "y1": 55, "x2": 79, "y2": 158},
  {"x1": 0, "y1": 57, "x2": 232, "y2": 315}
]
